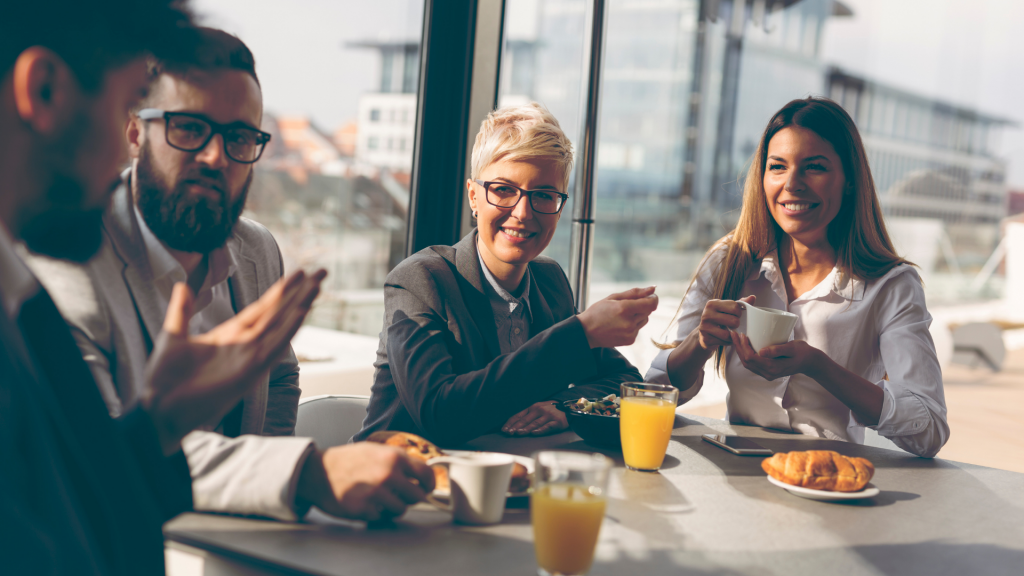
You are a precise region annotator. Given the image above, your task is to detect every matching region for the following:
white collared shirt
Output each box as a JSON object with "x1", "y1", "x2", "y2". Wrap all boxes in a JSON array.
[
  {"x1": 0, "y1": 222, "x2": 40, "y2": 321},
  {"x1": 646, "y1": 245, "x2": 950, "y2": 457},
  {"x1": 134, "y1": 205, "x2": 237, "y2": 336}
]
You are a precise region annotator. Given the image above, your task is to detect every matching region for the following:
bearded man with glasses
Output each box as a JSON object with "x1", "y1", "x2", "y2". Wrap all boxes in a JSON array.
[{"x1": 29, "y1": 27, "x2": 435, "y2": 524}]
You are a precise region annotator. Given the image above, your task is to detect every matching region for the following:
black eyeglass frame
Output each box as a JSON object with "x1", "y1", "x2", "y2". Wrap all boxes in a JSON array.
[
  {"x1": 136, "y1": 108, "x2": 272, "y2": 164},
  {"x1": 473, "y1": 179, "x2": 569, "y2": 215}
]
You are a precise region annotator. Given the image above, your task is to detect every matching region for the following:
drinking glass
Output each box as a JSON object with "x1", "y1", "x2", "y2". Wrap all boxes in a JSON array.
[
  {"x1": 531, "y1": 451, "x2": 612, "y2": 576},
  {"x1": 619, "y1": 383, "x2": 679, "y2": 472}
]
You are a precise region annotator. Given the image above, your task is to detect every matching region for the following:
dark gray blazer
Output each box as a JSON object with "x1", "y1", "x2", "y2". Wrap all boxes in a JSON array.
[
  {"x1": 356, "y1": 231, "x2": 642, "y2": 446},
  {"x1": 0, "y1": 287, "x2": 191, "y2": 576}
]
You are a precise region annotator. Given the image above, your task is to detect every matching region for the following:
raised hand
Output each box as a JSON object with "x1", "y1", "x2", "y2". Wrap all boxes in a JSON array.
[
  {"x1": 296, "y1": 443, "x2": 435, "y2": 522},
  {"x1": 501, "y1": 401, "x2": 567, "y2": 436},
  {"x1": 143, "y1": 269, "x2": 327, "y2": 455},
  {"x1": 696, "y1": 295, "x2": 756, "y2": 351},
  {"x1": 577, "y1": 286, "x2": 659, "y2": 349}
]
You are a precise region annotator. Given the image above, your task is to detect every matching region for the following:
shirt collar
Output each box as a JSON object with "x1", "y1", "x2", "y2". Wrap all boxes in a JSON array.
[
  {"x1": 133, "y1": 203, "x2": 237, "y2": 299},
  {"x1": 756, "y1": 250, "x2": 864, "y2": 302},
  {"x1": 477, "y1": 247, "x2": 533, "y2": 321},
  {"x1": 0, "y1": 222, "x2": 41, "y2": 319}
]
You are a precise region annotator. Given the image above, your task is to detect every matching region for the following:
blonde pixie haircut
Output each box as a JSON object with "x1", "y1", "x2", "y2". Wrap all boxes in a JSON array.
[{"x1": 470, "y1": 102, "x2": 574, "y2": 192}]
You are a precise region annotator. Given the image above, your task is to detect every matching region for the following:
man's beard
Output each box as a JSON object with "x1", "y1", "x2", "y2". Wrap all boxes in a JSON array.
[
  {"x1": 21, "y1": 171, "x2": 112, "y2": 263},
  {"x1": 135, "y1": 143, "x2": 251, "y2": 253}
]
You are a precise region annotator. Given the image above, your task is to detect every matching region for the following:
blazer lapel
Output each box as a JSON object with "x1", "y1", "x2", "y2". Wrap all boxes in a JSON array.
[
  {"x1": 526, "y1": 262, "x2": 557, "y2": 335},
  {"x1": 104, "y1": 183, "x2": 165, "y2": 351},
  {"x1": 451, "y1": 231, "x2": 501, "y2": 359},
  {"x1": 226, "y1": 237, "x2": 268, "y2": 435}
]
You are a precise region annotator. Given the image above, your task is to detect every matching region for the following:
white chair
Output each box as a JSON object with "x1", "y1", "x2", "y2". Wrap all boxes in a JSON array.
[
  {"x1": 951, "y1": 322, "x2": 1005, "y2": 372},
  {"x1": 295, "y1": 394, "x2": 370, "y2": 450}
]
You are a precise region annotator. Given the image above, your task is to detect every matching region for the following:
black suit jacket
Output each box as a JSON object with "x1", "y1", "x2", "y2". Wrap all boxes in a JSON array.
[
  {"x1": 356, "y1": 231, "x2": 642, "y2": 446},
  {"x1": 0, "y1": 287, "x2": 192, "y2": 576}
]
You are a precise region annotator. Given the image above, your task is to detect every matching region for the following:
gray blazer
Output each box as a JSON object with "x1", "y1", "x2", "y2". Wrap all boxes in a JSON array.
[
  {"x1": 356, "y1": 231, "x2": 642, "y2": 446},
  {"x1": 28, "y1": 180, "x2": 314, "y2": 520}
]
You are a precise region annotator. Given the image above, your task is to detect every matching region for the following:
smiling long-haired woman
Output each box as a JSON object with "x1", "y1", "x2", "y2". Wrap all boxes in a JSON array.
[
  {"x1": 647, "y1": 97, "x2": 949, "y2": 458},
  {"x1": 356, "y1": 103, "x2": 658, "y2": 446}
]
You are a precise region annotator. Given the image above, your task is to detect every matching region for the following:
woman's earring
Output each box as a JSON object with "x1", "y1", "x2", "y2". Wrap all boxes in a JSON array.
[{"x1": 472, "y1": 210, "x2": 479, "y2": 219}]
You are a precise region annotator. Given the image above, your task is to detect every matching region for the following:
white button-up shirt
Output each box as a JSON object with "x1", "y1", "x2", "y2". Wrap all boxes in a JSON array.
[
  {"x1": 0, "y1": 223, "x2": 40, "y2": 321},
  {"x1": 134, "y1": 205, "x2": 237, "y2": 337},
  {"x1": 646, "y1": 245, "x2": 950, "y2": 458}
]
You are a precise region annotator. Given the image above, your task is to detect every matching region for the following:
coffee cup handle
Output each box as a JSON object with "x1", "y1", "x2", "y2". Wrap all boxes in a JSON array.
[{"x1": 424, "y1": 457, "x2": 455, "y2": 512}]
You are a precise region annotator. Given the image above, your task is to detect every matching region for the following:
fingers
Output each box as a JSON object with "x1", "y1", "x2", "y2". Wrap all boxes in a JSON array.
[
  {"x1": 163, "y1": 283, "x2": 195, "y2": 336},
  {"x1": 606, "y1": 286, "x2": 656, "y2": 301},
  {"x1": 404, "y1": 456, "x2": 437, "y2": 493},
  {"x1": 759, "y1": 341, "x2": 796, "y2": 358},
  {"x1": 505, "y1": 407, "x2": 547, "y2": 434},
  {"x1": 739, "y1": 295, "x2": 757, "y2": 305},
  {"x1": 384, "y1": 470, "x2": 428, "y2": 505},
  {"x1": 501, "y1": 407, "x2": 532, "y2": 434},
  {"x1": 620, "y1": 294, "x2": 659, "y2": 316},
  {"x1": 252, "y1": 272, "x2": 326, "y2": 366},
  {"x1": 529, "y1": 419, "x2": 566, "y2": 436},
  {"x1": 232, "y1": 269, "x2": 308, "y2": 327},
  {"x1": 369, "y1": 487, "x2": 408, "y2": 518}
]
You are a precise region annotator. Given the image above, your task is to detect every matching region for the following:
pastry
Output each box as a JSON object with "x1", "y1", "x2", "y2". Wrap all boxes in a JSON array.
[
  {"x1": 509, "y1": 462, "x2": 530, "y2": 494},
  {"x1": 761, "y1": 450, "x2": 874, "y2": 492},
  {"x1": 366, "y1": 431, "x2": 449, "y2": 492}
]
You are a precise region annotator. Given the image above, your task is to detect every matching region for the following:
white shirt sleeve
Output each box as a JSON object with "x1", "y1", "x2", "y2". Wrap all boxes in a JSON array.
[
  {"x1": 182, "y1": 431, "x2": 316, "y2": 521},
  {"x1": 645, "y1": 246, "x2": 725, "y2": 403},
  {"x1": 867, "y1": 268, "x2": 950, "y2": 458}
]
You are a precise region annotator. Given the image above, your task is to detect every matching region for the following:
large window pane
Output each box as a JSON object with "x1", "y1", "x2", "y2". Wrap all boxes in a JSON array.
[{"x1": 500, "y1": 0, "x2": 1024, "y2": 469}]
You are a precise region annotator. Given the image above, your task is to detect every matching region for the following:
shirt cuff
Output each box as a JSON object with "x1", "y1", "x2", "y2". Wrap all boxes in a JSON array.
[
  {"x1": 867, "y1": 379, "x2": 932, "y2": 437},
  {"x1": 184, "y1": 432, "x2": 315, "y2": 521}
]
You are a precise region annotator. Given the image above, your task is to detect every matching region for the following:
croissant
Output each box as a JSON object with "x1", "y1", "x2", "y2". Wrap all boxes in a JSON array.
[
  {"x1": 762, "y1": 450, "x2": 874, "y2": 492},
  {"x1": 364, "y1": 431, "x2": 530, "y2": 494},
  {"x1": 366, "y1": 431, "x2": 450, "y2": 492}
]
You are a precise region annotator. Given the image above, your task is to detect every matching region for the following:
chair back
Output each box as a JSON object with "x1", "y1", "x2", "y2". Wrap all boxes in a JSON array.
[{"x1": 295, "y1": 394, "x2": 370, "y2": 449}]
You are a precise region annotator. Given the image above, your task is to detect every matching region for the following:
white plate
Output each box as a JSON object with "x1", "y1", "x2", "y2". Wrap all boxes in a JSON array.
[
  {"x1": 431, "y1": 450, "x2": 534, "y2": 498},
  {"x1": 767, "y1": 475, "x2": 880, "y2": 501}
]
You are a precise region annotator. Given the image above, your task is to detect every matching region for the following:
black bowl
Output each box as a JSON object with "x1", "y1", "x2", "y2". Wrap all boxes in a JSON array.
[{"x1": 558, "y1": 399, "x2": 621, "y2": 449}]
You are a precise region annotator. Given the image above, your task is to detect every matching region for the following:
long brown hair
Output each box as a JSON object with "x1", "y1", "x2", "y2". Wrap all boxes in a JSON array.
[{"x1": 659, "y1": 97, "x2": 912, "y2": 371}]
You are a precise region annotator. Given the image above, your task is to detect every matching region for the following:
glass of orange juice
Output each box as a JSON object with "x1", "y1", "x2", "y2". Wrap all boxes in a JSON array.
[
  {"x1": 531, "y1": 451, "x2": 612, "y2": 576},
  {"x1": 619, "y1": 383, "x2": 679, "y2": 472}
]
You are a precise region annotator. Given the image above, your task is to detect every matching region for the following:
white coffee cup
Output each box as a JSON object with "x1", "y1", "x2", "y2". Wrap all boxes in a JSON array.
[
  {"x1": 425, "y1": 452, "x2": 515, "y2": 525},
  {"x1": 736, "y1": 301, "x2": 798, "y2": 353}
]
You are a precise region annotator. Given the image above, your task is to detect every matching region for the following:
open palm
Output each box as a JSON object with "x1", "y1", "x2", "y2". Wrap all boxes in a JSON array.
[{"x1": 143, "y1": 269, "x2": 326, "y2": 454}]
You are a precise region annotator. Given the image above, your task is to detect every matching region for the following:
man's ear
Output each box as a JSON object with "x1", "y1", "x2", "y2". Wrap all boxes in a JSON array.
[
  {"x1": 11, "y1": 47, "x2": 76, "y2": 136},
  {"x1": 125, "y1": 114, "x2": 144, "y2": 159}
]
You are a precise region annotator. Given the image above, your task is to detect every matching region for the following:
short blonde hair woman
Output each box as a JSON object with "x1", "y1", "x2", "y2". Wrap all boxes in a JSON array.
[
  {"x1": 647, "y1": 97, "x2": 949, "y2": 457},
  {"x1": 357, "y1": 103, "x2": 659, "y2": 446}
]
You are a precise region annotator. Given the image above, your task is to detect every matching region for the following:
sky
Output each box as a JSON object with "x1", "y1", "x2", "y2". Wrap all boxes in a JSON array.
[
  {"x1": 192, "y1": 0, "x2": 423, "y2": 131},
  {"x1": 192, "y1": 0, "x2": 1024, "y2": 187}
]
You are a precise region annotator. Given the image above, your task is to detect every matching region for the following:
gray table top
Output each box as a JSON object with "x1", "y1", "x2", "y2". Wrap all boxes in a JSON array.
[{"x1": 165, "y1": 414, "x2": 1024, "y2": 576}]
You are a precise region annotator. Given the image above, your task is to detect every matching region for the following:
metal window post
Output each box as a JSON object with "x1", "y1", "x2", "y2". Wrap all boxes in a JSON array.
[
  {"x1": 567, "y1": 0, "x2": 608, "y2": 311},
  {"x1": 407, "y1": 0, "x2": 506, "y2": 255}
]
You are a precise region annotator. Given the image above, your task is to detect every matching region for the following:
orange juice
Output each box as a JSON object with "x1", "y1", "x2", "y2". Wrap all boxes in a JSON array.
[
  {"x1": 531, "y1": 483, "x2": 606, "y2": 575},
  {"x1": 620, "y1": 396, "x2": 676, "y2": 470}
]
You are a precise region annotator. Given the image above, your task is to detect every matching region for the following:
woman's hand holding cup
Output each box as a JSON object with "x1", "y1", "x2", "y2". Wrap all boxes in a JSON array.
[
  {"x1": 696, "y1": 295, "x2": 756, "y2": 351},
  {"x1": 578, "y1": 286, "x2": 659, "y2": 349}
]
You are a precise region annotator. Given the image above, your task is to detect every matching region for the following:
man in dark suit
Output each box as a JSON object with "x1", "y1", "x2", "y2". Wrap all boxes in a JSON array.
[{"x1": 0, "y1": 2, "x2": 328, "y2": 574}]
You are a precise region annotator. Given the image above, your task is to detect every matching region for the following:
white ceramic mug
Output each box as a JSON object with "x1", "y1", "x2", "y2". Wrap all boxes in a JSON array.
[
  {"x1": 737, "y1": 301, "x2": 798, "y2": 353},
  {"x1": 425, "y1": 452, "x2": 515, "y2": 525}
]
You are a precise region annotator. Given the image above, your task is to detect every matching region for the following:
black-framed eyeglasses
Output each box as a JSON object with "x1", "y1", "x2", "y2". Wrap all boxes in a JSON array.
[
  {"x1": 474, "y1": 180, "x2": 568, "y2": 214},
  {"x1": 136, "y1": 108, "x2": 271, "y2": 164}
]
